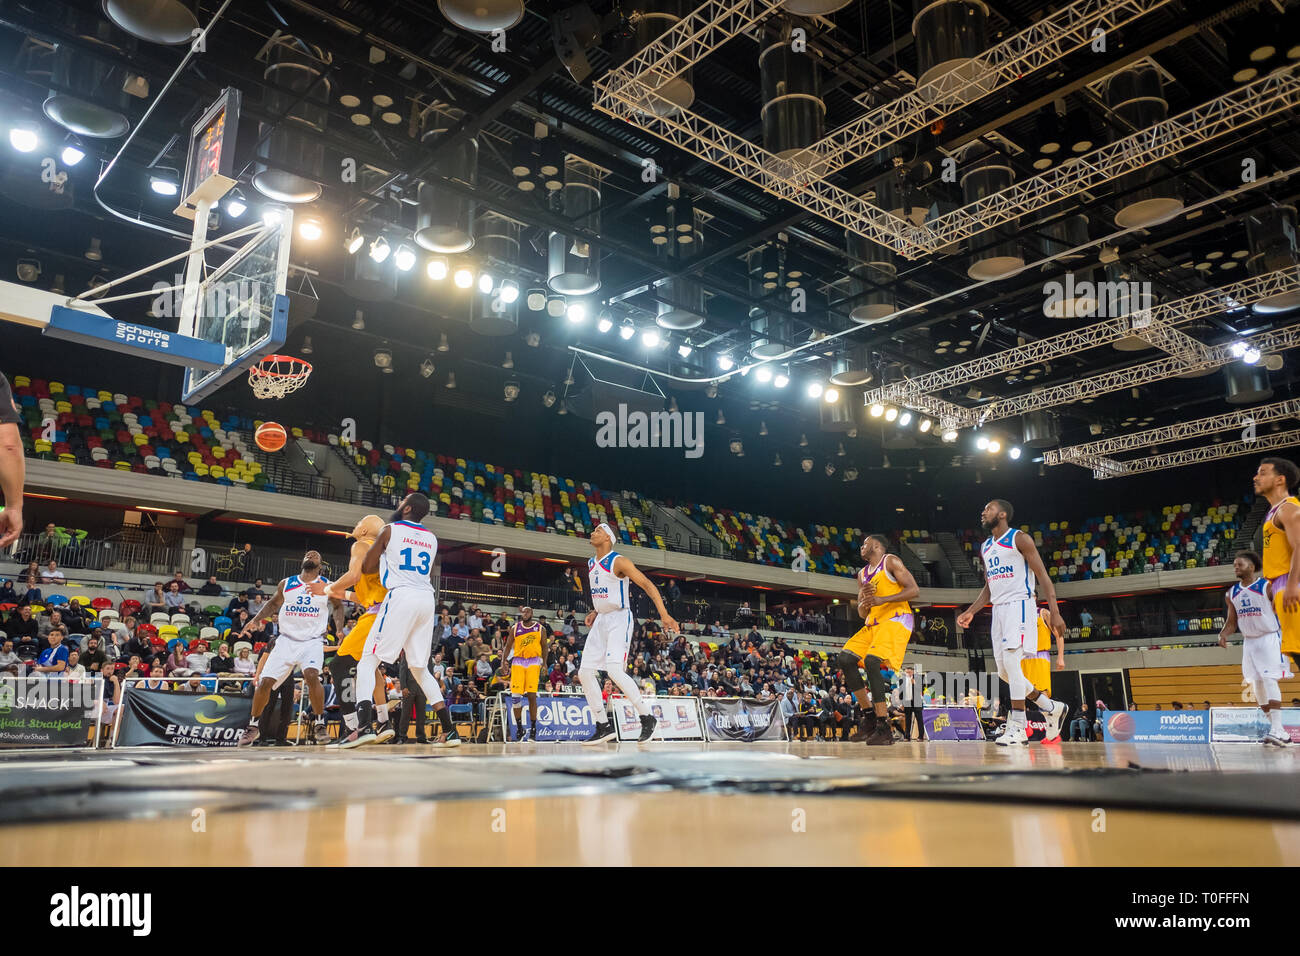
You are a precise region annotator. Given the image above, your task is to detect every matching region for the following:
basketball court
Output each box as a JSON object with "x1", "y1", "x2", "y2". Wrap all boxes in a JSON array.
[{"x1": 2, "y1": 740, "x2": 1298, "y2": 866}]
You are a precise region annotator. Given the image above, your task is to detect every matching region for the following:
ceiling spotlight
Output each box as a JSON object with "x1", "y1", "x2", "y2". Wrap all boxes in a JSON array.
[
  {"x1": 705, "y1": 384, "x2": 718, "y2": 398},
  {"x1": 564, "y1": 367, "x2": 575, "y2": 386},
  {"x1": 1230, "y1": 341, "x2": 1248, "y2": 359},
  {"x1": 527, "y1": 288, "x2": 547, "y2": 310},
  {"x1": 261, "y1": 205, "x2": 285, "y2": 227},
  {"x1": 525, "y1": 331, "x2": 541, "y2": 347},
  {"x1": 504, "y1": 380, "x2": 521, "y2": 402},
  {"x1": 84, "y1": 238, "x2": 102, "y2": 261},
  {"x1": 1009, "y1": 446, "x2": 1022, "y2": 460},
  {"x1": 454, "y1": 265, "x2": 474, "y2": 288},
  {"x1": 499, "y1": 280, "x2": 519, "y2": 304},
  {"x1": 942, "y1": 428, "x2": 958, "y2": 442},
  {"x1": 641, "y1": 328, "x2": 660, "y2": 348},
  {"x1": 9, "y1": 123, "x2": 38, "y2": 153},
  {"x1": 823, "y1": 387, "x2": 839, "y2": 404},
  {"x1": 718, "y1": 355, "x2": 734, "y2": 371},
  {"x1": 869, "y1": 403, "x2": 884, "y2": 418},
  {"x1": 824, "y1": 462, "x2": 836, "y2": 477},
  {"x1": 898, "y1": 412, "x2": 912, "y2": 427},
  {"x1": 759, "y1": 420, "x2": 768, "y2": 436},
  {"x1": 729, "y1": 438, "x2": 743, "y2": 455},
  {"x1": 502, "y1": 351, "x2": 514, "y2": 369},
  {"x1": 773, "y1": 453, "x2": 782, "y2": 466},
  {"x1": 345, "y1": 227, "x2": 364, "y2": 255},
  {"x1": 225, "y1": 189, "x2": 247, "y2": 219},
  {"x1": 445, "y1": 372, "x2": 456, "y2": 389},
  {"x1": 419, "y1": 357, "x2": 436, "y2": 378},
  {"x1": 60, "y1": 140, "x2": 86, "y2": 166},
  {"x1": 373, "y1": 347, "x2": 392, "y2": 369},
  {"x1": 15, "y1": 259, "x2": 40, "y2": 282},
  {"x1": 597, "y1": 312, "x2": 613, "y2": 334},
  {"x1": 438, "y1": 333, "x2": 450, "y2": 353},
  {"x1": 799, "y1": 433, "x2": 809, "y2": 447},
  {"x1": 368, "y1": 235, "x2": 391, "y2": 263},
  {"x1": 800, "y1": 456, "x2": 814, "y2": 473},
  {"x1": 395, "y1": 244, "x2": 416, "y2": 271},
  {"x1": 837, "y1": 442, "x2": 846, "y2": 457},
  {"x1": 716, "y1": 409, "x2": 726, "y2": 425},
  {"x1": 807, "y1": 382, "x2": 823, "y2": 399},
  {"x1": 844, "y1": 465, "x2": 859, "y2": 481},
  {"x1": 557, "y1": 400, "x2": 567, "y2": 415},
  {"x1": 619, "y1": 318, "x2": 636, "y2": 340},
  {"x1": 298, "y1": 217, "x2": 323, "y2": 241},
  {"x1": 352, "y1": 310, "x2": 366, "y2": 330},
  {"x1": 678, "y1": 342, "x2": 693, "y2": 358},
  {"x1": 755, "y1": 366, "x2": 773, "y2": 383},
  {"x1": 542, "y1": 389, "x2": 556, "y2": 408},
  {"x1": 1243, "y1": 346, "x2": 1262, "y2": 365},
  {"x1": 567, "y1": 301, "x2": 587, "y2": 323},
  {"x1": 300, "y1": 336, "x2": 313, "y2": 356},
  {"x1": 987, "y1": 439, "x2": 1002, "y2": 454},
  {"x1": 976, "y1": 435, "x2": 989, "y2": 450},
  {"x1": 478, "y1": 271, "x2": 495, "y2": 294},
  {"x1": 427, "y1": 257, "x2": 448, "y2": 281},
  {"x1": 884, "y1": 407, "x2": 898, "y2": 422},
  {"x1": 773, "y1": 373, "x2": 789, "y2": 388},
  {"x1": 919, "y1": 418, "x2": 933, "y2": 433},
  {"x1": 149, "y1": 169, "x2": 179, "y2": 196},
  {"x1": 547, "y1": 295, "x2": 567, "y2": 318}
]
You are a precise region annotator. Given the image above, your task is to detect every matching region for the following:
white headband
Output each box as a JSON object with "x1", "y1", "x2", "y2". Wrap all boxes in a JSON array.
[{"x1": 595, "y1": 522, "x2": 615, "y2": 543}]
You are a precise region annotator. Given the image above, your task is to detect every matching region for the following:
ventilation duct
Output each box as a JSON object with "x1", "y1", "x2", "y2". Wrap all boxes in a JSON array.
[
  {"x1": 749, "y1": 314, "x2": 788, "y2": 360},
  {"x1": 415, "y1": 105, "x2": 478, "y2": 253},
  {"x1": 656, "y1": 190, "x2": 706, "y2": 329},
  {"x1": 1021, "y1": 411, "x2": 1060, "y2": 448},
  {"x1": 760, "y1": 30, "x2": 824, "y2": 164},
  {"x1": 471, "y1": 212, "x2": 522, "y2": 335},
  {"x1": 912, "y1": 0, "x2": 992, "y2": 106},
  {"x1": 631, "y1": 0, "x2": 696, "y2": 116},
  {"x1": 829, "y1": 346, "x2": 873, "y2": 386},
  {"x1": 876, "y1": 175, "x2": 930, "y2": 226},
  {"x1": 342, "y1": 236, "x2": 398, "y2": 301},
  {"x1": 1041, "y1": 215, "x2": 1096, "y2": 318},
  {"x1": 42, "y1": 13, "x2": 131, "y2": 138},
  {"x1": 1224, "y1": 363, "x2": 1272, "y2": 405},
  {"x1": 252, "y1": 37, "x2": 330, "y2": 204},
  {"x1": 1246, "y1": 204, "x2": 1300, "y2": 313},
  {"x1": 1105, "y1": 65, "x2": 1184, "y2": 229},
  {"x1": 101, "y1": 0, "x2": 198, "y2": 45},
  {"x1": 962, "y1": 160, "x2": 1023, "y2": 280},
  {"x1": 1106, "y1": 265, "x2": 1159, "y2": 351},
  {"x1": 845, "y1": 232, "x2": 896, "y2": 323},
  {"x1": 547, "y1": 156, "x2": 604, "y2": 295},
  {"x1": 437, "y1": 0, "x2": 524, "y2": 33}
]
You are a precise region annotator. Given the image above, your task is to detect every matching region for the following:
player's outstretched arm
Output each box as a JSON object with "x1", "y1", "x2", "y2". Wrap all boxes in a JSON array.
[
  {"x1": 241, "y1": 580, "x2": 286, "y2": 638},
  {"x1": 613, "y1": 555, "x2": 678, "y2": 633},
  {"x1": 327, "y1": 540, "x2": 368, "y2": 600},
  {"x1": 1218, "y1": 594, "x2": 1239, "y2": 648},
  {"x1": 1280, "y1": 502, "x2": 1300, "y2": 613},
  {"x1": 1018, "y1": 534, "x2": 1065, "y2": 637},
  {"x1": 328, "y1": 596, "x2": 345, "y2": 637},
  {"x1": 883, "y1": 555, "x2": 920, "y2": 605},
  {"x1": 361, "y1": 526, "x2": 391, "y2": 576}
]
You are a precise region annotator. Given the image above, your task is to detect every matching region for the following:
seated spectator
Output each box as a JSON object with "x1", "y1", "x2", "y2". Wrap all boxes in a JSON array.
[
  {"x1": 171, "y1": 571, "x2": 192, "y2": 594},
  {"x1": 246, "y1": 579, "x2": 266, "y2": 599},
  {"x1": 65, "y1": 648, "x2": 86, "y2": 680},
  {"x1": 185, "y1": 640, "x2": 212, "y2": 674},
  {"x1": 39, "y1": 609, "x2": 67, "y2": 639},
  {"x1": 122, "y1": 655, "x2": 146, "y2": 680},
  {"x1": 142, "y1": 663, "x2": 168, "y2": 690},
  {"x1": 164, "y1": 582, "x2": 186, "y2": 611},
  {"x1": 61, "y1": 601, "x2": 88, "y2": 634},
  {"x1": 31, "y1": 627, "x2": 70, "y2": 676},
  {"x1": 0, "y1": 638, "x2": 21, "y2": 675},
  {"x1": 123, "y1": 626, "x2": 154, "y2": 663},
  {"x1": 7, "y1": 604, "x2": 38, "y2": 643},
  {"x1": 20, "y1": 573, "x2": 42, "y2": 606},
  {"x1": 1069, "y1": 702, "x2": 1092, "y2": 741},
  {"x1": 33, "y1": 523, "x2": 62, "y2": 564},
  {"x1": 232, "y1": 642, "x2": 257, "y2": 676},
  {"x1": 0, "y1": 578, "x2": 17, "y2": 604},
  {"x1": 197, "y1": 575, "x2": 222, "y2": 596},
  {"x1": 41, "y1": 559, "x2": 65, "y2": 585},
  {"x1": 146, "y1": 583, "x2": 167, "y2": 616},
  {"x1": 81, "y1": 632, "x2": 108, "y2": 674},
  {"x1": 164, "y1": 642, "x2": 190, "y2": 677},
  {"x1": 225, "y1": 591, "x2": 249, "y2": 618},
  {"x1": 208, "y1": 642, "x2": 234, "y2": 675},
  {"x1": 247, "y1": 591, "x2": 266, "y2": 618}
]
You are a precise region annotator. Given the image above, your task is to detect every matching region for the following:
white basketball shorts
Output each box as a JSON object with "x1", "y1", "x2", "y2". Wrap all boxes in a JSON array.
[
  {"x1": 261, "y1": 638, "x2": 324, "y2": 689},
  {"x1": 1243, "y1": 631, "x2": 1286, "y2": 683},
  {"x1": 368, "y1": 587, "x2": 437, "y2": 666},
  {"x1": 582, "y1": 608, "x2": 634, "y2": 671}
]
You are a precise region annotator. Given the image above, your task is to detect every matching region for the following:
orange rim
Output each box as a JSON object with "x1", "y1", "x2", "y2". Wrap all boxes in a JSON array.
[{"x1": 250, "y1": 355, "x2": 312, "y2": 378}]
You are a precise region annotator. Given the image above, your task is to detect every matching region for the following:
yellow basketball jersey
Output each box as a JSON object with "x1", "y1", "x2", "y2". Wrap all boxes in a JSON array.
[
  {"x1": 1263, "y1": 496, "x2": 1300, "y2": 579},
  {"x1": 354, "y1": 572, "x2": 386, "y2": 612},
  {"x1": 862, "y1": 557, "x2": 911, "y2": 622},
  {"x1": 1036, "y1": 613, "x2": 1051, "y2": 653},
  {"x1": 512, "y1": 621, "x2": 543, "y2": 660}
]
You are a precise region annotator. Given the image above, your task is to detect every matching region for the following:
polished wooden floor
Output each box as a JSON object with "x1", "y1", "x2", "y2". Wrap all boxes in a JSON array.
[{"x1": 2, "y1": 741, "x2": 1298, "y2": 866}]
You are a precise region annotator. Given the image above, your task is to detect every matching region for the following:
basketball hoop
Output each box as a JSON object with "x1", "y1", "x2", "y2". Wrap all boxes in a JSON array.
[{"x1": 249, "y1": 354, "x2": 312, "y2": 399}]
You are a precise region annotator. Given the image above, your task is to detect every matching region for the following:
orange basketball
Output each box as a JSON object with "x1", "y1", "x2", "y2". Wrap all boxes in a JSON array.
[{"x1": 255, "y1": 421, "x2": 287, "y2": 452}]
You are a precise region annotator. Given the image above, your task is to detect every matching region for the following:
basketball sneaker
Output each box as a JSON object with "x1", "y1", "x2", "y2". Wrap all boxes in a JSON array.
[
  {"x1": 581, "y1": 722, "x2": 617, "y2": 746},
  {"x1": 638, "y1": 714, "x2": 657, "y2": 742},
  {"x1": 237, "y1": 724, "x2": 260, "y2": 747},
  {"x1": 526, "y1": 726, "x2": 538, "y2": 742},
  {"x1": 336, "y1": 726, "x2": 377, "y2": 750},
  {"x1": 432, "y1": 730, "x2": 462, "y2": 748},
  {"x1": 1042, "y1": 701, "x2": 1069, "y2": 743},
  {"x1": 1264, "y1": 731, "x2": 1293, "y2": 747},
  {"x1": 863, "y1": 723, "x2": 894, "y2": 746},
  {"x1": 313, "y1": 721, "x2": 330, "y2": 745},
  {"x1": 374, "y1": 723, "x2": 396, "y2": 744},
  {"x1": 848, "y1": 713, "x2": 876, "y2": 742},
  {"x1": 996, "y1": 721, "x2": 1029, "y2": 746}
]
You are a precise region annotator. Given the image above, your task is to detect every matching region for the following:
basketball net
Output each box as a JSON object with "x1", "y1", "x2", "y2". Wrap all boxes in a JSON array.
[{"x1": 249, "y1": 354, "x2": 312, "y2": 399}]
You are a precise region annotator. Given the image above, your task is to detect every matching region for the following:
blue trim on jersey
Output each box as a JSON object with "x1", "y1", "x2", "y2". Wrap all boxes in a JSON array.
[
  {"x1": 375, "y1": 593, "x2": 391, "y2": 634},
  {"x1": 996, "y1": 528, "x2": 1017, "y2": 548},
  {"x1": 1249, "y1": 578, "x2": 1268, "y2": 595},
  {"x1": 600, "y1": 551, "x2": 619, "y2": 572},
  {"x1": 395, "y1": 520, "x2": 426, "y2": 530},
  {"x1": 619, "y1": 578, "x2": 625, "y2": 607},
  {"x1": 285, "y1": 575, "x2": 301, "y2": 592}
]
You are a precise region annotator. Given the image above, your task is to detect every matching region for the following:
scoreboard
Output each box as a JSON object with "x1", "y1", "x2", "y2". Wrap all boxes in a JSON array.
[{"x1": 176, "y1": 87, "x2": 241, "y2": 219}]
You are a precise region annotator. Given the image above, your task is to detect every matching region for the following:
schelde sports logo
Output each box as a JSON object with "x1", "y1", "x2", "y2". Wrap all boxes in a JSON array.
[{"x1": 114, "y1": 322, "x2": 171, "y2": 351}]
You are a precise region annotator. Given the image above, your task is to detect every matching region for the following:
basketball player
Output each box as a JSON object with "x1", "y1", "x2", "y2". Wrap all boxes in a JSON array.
[
  {"x1": 501, "y1": 605, "x2": 549, "y2": 741},
  {"x1": 1019, "y1": 607, "x2": 1067, "y2": 742},
  {"x1": 324, "y1": 514, "x2": 394, "y2": 747},
  {"x1": 580, "y1": 522, "x2": 678, "y2": 745},
  {"x1": 839, "y1": 534, "x2": 920, "y2": 746},
  {"x1": 237, "y1": 550, "x2": 343, "y2": 747},
  {"x1": 1219, "y1": 551, "x2": 1291, "y2": 746},
  {"x1": 957, "y1": 500, "x2": 1068, "y2": 747},
  {"x1": 1254, "y1": 457, "x2": 1300, "y2": 677},
  {"x1": 338, "y1": 493, "x2": 460, "y2": 749}
]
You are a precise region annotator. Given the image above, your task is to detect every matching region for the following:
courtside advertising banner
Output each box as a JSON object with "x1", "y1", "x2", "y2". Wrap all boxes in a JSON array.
[
  {"x1": 504, "y1": 693, "x2": 598, "y2": 741},
  {"x1": 1211, "y1": 706, "x2": 1300, "y2": 743},
  {"x1": 116, "y1": 684, "x2": 252, "y2": 747},
  {"x1": 922, "y1": 706, "x2": 986, "y2": 740},
  {"x1": 614, "y1": 695, "x2": 706, "y2": 741},
  {"x1": 0, "y1": 677, "x2": 101, "y2": 748},
  {"x1": 701, "y1": 697, "x2": 787, "y2": 741},
  {"x1": 1101, "y1": 709, "x2": 1210, "y2": 743}
]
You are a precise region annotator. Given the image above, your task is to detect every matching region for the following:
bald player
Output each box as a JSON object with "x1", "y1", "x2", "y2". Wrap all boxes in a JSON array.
[{"x1": 324, "y1": 514, "x2": 395, "y2": 747}]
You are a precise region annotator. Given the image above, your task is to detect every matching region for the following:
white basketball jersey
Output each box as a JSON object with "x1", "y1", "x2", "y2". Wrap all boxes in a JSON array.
[
  {"x1": 1229, "y1": 577, "x2": 1281, "y2": 638},
  {"x1": 588, "y1": 550, "x2": 627, "y2": 613},
  {"x1": 380, "y1": 520, "x2": 437, "y2": 592},
  {"x1": 277, "y1": 574, "x2": 331, "y2": 642},
  {"x1": 980, "y1": 528, "x2": 1034, "y2": 605}
]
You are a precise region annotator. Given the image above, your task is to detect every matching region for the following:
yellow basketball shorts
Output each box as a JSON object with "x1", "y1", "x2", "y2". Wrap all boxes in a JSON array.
[
  {"x1": 843, "y1": 618, "x2": 911, "y2": 671},
  {"x1": 1270, "y1": 575, "x2": 1300, "y2": 655},
  {"x1": 1021, "y1": 657, "x2": 1051, "y2": 695},
  {"x1": 510, "y1": 662, "x2": 541, "y2": 695},
  {"x1": 337, "y1": 611, "x2": 376, "y2": 661}
]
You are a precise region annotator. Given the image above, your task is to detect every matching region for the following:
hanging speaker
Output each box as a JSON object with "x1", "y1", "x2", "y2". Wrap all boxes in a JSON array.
[{"x1": 102, "y1": 0, "x2": 199, "y2": 45}]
